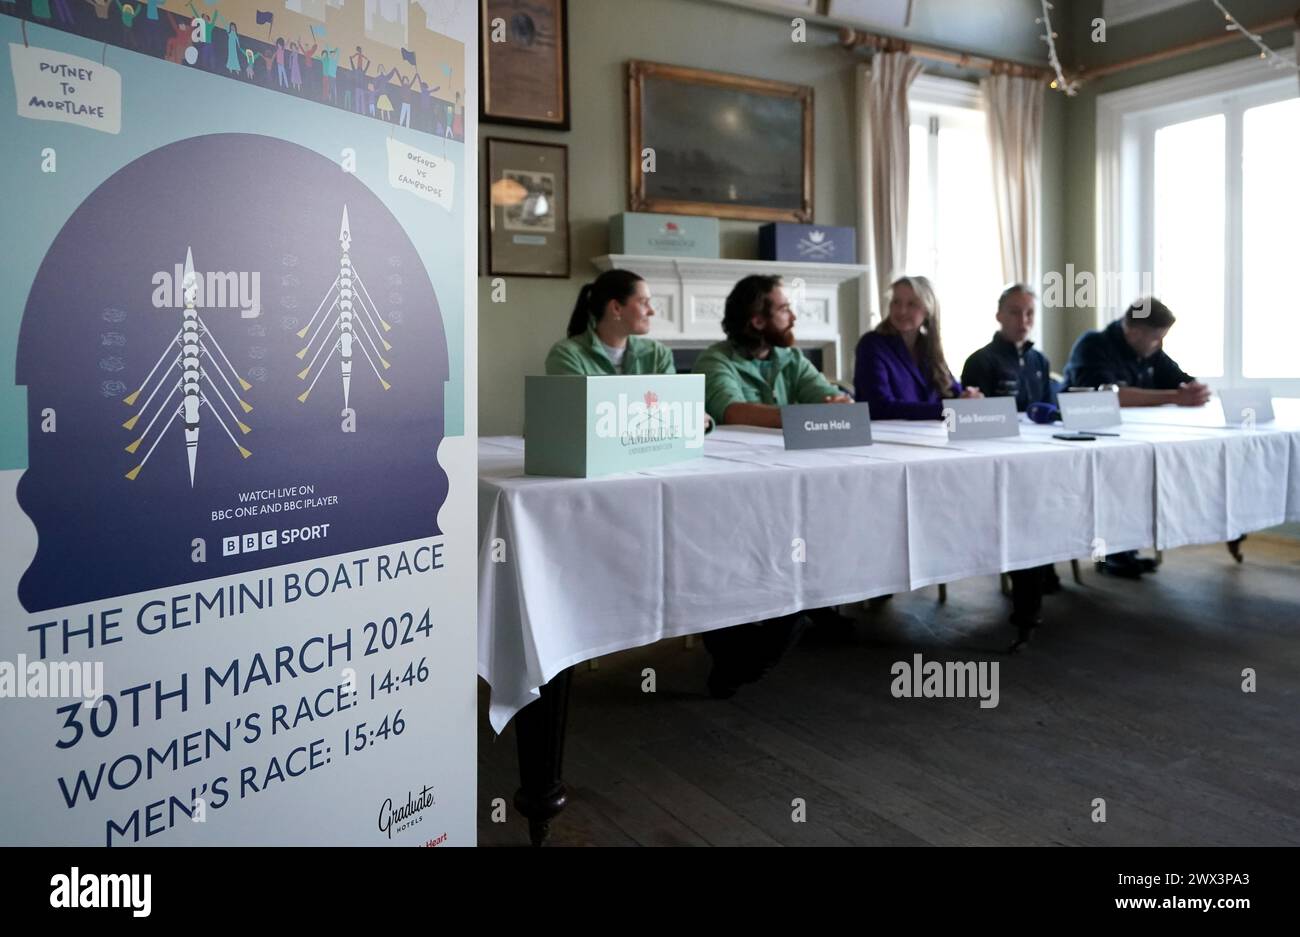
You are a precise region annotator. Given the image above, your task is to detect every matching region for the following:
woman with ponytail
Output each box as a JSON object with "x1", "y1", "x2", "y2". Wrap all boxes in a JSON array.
[
  {"x1": 853, "y1": 275, "x2": 982, "y2": 420},
  {"x1": 545, "y1": 269, "x2": 676, "y2": 375}
]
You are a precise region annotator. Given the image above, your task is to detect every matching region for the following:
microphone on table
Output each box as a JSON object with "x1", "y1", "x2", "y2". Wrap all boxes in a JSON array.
[{"x1": 1027, "y1": 402, "x2": 1059, "y2": 425}]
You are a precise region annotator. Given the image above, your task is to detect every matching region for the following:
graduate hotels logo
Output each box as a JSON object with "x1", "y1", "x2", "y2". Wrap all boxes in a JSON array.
[
  {"x1": 378, "y1": 783, "x2": 437, "y2": 840},
  {"x1": 594, "y1": 390, "x2": 707, "y2": 450}
]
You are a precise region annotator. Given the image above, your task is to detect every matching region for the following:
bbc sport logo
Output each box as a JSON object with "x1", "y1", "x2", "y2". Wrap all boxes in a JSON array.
[
  {"x1": 224, "y1": 530, "x2": 279, "y2": 557},
  {"x1": 222, "y1": 524, "x2": 331, "y2": 557}
]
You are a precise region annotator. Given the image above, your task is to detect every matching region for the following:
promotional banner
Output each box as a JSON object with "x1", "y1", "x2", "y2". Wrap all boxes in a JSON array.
[
  {"x1": 0, "y1": 1, "x2": 476, "y2": 846},
  {"x1": 2, "y1": 0, "x2": 465, "y2": 140}
]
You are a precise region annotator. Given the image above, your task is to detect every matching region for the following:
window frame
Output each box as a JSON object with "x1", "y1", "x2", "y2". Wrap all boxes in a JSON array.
[
  {"x1": 1096, "y1": 47, "x2": 1300, "y2": 393},
  {"x1": 906, "y1": 75, "x2": 1034, "y2": 351}
]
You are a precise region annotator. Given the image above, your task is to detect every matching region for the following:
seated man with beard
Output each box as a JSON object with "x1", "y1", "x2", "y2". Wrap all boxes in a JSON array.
[
  {"x1": 693, "y1": 274, "x2": 850, "y2": 428},
  {"x1": 691, "y1": 275, "x2": 852, "y2": 698}
]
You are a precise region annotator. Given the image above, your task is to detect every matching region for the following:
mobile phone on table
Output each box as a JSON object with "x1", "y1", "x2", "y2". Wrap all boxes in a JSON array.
[{"x1": 1053, "y1": 432, "x2": 1097, "y2": 441}]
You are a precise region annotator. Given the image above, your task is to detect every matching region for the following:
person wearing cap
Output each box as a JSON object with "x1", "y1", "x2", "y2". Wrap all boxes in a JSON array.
[{"x1": 545, "y1": 269, "x2": 675, "y2": 376}]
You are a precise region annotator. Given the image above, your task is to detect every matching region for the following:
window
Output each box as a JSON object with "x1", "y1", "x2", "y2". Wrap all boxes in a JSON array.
[
  {"x1": 906, "y1": 79, "x2": 1007, "y2": 378},
  {"x1": 1097, "y1": 50, "x2": 1300, "y2": 392},
  {"x1": 1153, "y1": 114, "x2": 1225, "y2": 378},
  {"x1": 1241, "y1": 96, "x2": 1300, "y2": 379}
]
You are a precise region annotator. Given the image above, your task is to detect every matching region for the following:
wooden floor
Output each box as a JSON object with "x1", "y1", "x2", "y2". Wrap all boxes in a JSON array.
[{"x1": 478, "y1": 537, "x2": 1300, "y2": 846}]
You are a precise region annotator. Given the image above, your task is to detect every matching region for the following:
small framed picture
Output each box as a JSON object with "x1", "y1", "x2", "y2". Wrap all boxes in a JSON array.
[
  {"x1": 480, "y1": 0, "x2": 571, "y2": 130},
  {"x1": 486, "y1": 137, "x2": 570, "y2": 278}
]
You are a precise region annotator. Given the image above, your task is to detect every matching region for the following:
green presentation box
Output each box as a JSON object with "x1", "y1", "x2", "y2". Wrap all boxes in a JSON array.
[
  {"x1": 525, "y1": 375, "x2": 707, "y2": 477},
  {"x1": 609, "y1": 212, "x2": 720, "y2": 258}
]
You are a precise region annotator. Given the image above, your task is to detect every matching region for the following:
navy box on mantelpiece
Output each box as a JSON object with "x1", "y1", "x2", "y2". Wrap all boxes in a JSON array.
[{"x1": 758, "y1": 223, "x2": 857, "y2": 264}]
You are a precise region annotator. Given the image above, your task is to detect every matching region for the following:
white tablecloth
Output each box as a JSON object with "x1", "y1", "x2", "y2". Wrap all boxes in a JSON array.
[{"x1": 479, "y1": 400, "x2": 1300, "y2": 732}]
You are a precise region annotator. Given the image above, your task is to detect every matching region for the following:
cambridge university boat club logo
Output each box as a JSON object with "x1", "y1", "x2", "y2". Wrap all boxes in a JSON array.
[{"x1": 15, "y1": 133, "x2": 451, "y2": 612}]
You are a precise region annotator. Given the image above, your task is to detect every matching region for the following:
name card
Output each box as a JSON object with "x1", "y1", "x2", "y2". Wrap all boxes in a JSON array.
[
  {"x1": 942, "y1": 397, "x2": 1020, "y2": 440},
  {"x1": 1217, "y1": 388, "x2": 1274, "y2": 426},
  {"x1": 1059, "y1": 390, "x2": 1122, "y2": 430},
  {"x1": 781, "y1": 403, "x2": 872, "y2": 449},
  {"x1": 524, "y1": 374, "x2": 706, "y2": 477}
]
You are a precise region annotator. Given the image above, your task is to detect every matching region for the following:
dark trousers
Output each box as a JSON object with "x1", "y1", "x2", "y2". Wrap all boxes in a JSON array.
[
  {"x1": 703, "y1": 613, "x2": 806, "y2": 684},
  {"x1": 1009, "y1": 564, "x2": 1051, "y2": 624}
]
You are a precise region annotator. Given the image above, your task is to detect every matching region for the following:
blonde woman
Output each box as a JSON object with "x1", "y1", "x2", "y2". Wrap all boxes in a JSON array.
[{"x1": 853, "y1": 275, "x2": 980, "y2": 420}]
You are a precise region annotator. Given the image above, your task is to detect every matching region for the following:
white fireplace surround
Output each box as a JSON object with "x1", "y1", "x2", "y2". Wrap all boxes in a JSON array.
[{"x1": 591, "y1": 254, "x2": 871, "y2": 381}]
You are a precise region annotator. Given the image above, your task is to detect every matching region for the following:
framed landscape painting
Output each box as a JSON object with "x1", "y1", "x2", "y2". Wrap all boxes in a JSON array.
[{"x1": 627, "y1": 60, "x2": 813, "y2": 223}]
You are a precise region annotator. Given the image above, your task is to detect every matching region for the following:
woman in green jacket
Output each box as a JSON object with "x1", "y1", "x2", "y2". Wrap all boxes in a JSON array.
[{"x1": 545, "y1": 269, "x2": 675, "y2": 376}]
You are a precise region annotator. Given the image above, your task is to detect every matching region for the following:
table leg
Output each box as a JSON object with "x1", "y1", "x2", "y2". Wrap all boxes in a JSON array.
[{"x1": 513, "y1": 667, "x2": 573, "y2": 847}]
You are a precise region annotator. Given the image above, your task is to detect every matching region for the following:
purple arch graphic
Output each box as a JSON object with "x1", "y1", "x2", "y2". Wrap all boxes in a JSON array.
[{"x1": 16, "y1": 133, "x2": 450, "y2": 612}]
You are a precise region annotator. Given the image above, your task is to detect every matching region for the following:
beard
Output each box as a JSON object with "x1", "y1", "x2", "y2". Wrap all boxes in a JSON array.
[{"x1": 761, "y1": 318, "x2": 796, "y2": 348}]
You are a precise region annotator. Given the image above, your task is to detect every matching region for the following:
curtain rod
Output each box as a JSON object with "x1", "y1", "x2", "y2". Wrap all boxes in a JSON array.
[
  {"x1": 841, "y1": 12, "x2": 1300, "y2": 88},
  {"x1": 1072, "y1": 12, "x2": 1300, "y2": 82},
  {"x1": 837, "y1": 27, "x2": 1053, "y2": 82}
]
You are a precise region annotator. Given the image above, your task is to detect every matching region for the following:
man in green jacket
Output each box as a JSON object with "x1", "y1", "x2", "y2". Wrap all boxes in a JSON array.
[
  {"x1": 693, "y1": 274, "x2": 849, "y2": 427},
  {"x1": 692, "y1": 274, "x2": 852, "y2": 699}
]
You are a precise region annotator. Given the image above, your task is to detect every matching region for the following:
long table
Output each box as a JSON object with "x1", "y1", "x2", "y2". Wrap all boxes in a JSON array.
[{"x1": 478, "y1": 400, "x2": 1300, "y2": 843}]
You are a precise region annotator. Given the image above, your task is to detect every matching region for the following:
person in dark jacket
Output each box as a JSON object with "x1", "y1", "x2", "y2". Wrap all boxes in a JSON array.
[
  {"x1": 961, "y1": 284, "x2": 1059, "y2": 646},
  {"x1": 960, "y1": 284, "x2": 1054, "y2": 411},
  {"x1": 1061, "y1": 297, "x2": 1210, "y2": 406},
  {"x1": 1063, "y1": 298, "x2": 1211, "y2": 578}
]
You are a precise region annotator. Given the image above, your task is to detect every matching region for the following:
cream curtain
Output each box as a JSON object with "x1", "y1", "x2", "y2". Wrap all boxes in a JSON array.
[
  {"x1": 980, "y1": 73, "x2": 1044, "y2": 291},
  {"x1": 856, "y1": 54, "x2": 924, "y2": 333}
]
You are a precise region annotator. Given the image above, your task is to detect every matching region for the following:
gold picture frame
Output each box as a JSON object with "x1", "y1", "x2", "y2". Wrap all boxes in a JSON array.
[{"x1": 627, "y1": 60, "x2": 814, "y2": 223}]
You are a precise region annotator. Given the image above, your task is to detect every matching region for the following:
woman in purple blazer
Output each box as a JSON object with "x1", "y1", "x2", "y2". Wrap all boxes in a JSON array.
[{"x1": 854, "y1": 275, "x2": 981, "y2": 419}]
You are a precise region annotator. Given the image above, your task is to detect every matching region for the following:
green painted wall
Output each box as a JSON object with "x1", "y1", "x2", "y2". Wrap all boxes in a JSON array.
[{"x1": 478, "y1": 0, "x2": 1064, "y2": 435}]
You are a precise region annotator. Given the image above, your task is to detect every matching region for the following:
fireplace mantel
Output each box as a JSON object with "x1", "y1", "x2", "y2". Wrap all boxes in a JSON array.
[{"x1": 590, "y1": 254, "x2": 870, "y2": 380}]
